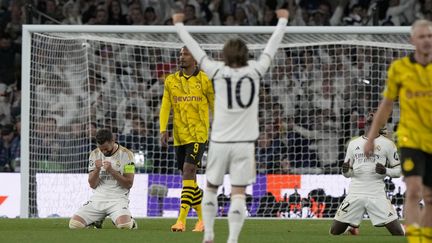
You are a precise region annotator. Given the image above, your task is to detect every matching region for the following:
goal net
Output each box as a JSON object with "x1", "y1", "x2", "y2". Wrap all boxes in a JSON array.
[{"x1": 21, "y1": 25, "x2": 411, "y2": 219}]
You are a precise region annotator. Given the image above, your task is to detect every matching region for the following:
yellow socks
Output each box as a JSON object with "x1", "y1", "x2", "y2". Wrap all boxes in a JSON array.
[
  {"x1": 406, "y1": 224, "x2": 421, "y2": 243},
  {"x1": 178, "y1": 180, "x2": 195, "y2": 224},
  {"x1": 192, "y1": 181, "x2": 203, "y2": 221}
]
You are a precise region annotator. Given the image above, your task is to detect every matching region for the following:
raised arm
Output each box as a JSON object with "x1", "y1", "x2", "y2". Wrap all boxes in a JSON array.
[
  {"x1": 173, "y1": 13, "x2": 219, "y2": 76},
  {"x1": 255, "y1": 9, "x2": 289, "y2": 74}
]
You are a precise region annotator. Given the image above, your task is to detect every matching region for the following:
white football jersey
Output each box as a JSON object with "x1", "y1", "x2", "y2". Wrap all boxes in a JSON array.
[
  {"x1": 201, "y1": 60, "x2": 265, "y2": 142},
  {"x1": 343, "y1": 135, "x2": 401, "y2": 196},
  {"x1": 88, "y1": 144, "x2": 135, "y2": 201},
  {"x1": 175, "y1": 18, "x2": 287, "y2": 142}
]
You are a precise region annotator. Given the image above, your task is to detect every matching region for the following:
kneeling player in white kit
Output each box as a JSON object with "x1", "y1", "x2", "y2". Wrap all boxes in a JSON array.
[
  {"x1": 330, "y1": 113, "x2": 404, "y2": 236},
  {"x1": 69, "y1": 128, "x2": 137, "y2": 229}
]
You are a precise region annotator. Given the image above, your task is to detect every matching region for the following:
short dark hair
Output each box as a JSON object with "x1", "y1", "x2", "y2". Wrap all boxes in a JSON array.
[
  {"x1": 95, "y1": 128, "x2": 113, "y2": 145},
  {"x1": 223, "y1": 38, "x2": 248, "y2": 67}
]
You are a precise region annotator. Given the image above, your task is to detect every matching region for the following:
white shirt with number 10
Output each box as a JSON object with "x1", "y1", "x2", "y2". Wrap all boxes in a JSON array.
[{"x1": 175, "y1": 18, "x2": 288, "y2": 142}]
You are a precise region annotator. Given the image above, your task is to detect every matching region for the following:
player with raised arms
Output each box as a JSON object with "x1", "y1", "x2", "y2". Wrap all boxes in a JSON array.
[
  {"x1": 330, "y1": 113, "x2": 404, "y2": 236},
  {"x1": 172, "y1": 9, "x2": 289, "y2": 243}
]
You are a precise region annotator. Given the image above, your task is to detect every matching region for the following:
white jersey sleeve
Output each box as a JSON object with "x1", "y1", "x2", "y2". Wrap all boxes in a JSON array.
[
  {"x1": 384, "y1": 138, "x2": 401, "y2": 178},
  {"x1": 174, "y1": 22, "x2": 220, "y2": 78},
  {"x1": 256, "y1": 18, "x2": 288, "y2": 75},
  {"x1": 89, "y1": 150, "x2": 97, "y2": 172},
  {"x1": 174, "y1": 17, "x2": 288, "y2": 80}
]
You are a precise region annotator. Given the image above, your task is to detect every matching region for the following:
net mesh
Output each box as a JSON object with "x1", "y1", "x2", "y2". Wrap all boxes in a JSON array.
[{"x1": 26, "y1": 29, "x2": 411, "y2": 218}]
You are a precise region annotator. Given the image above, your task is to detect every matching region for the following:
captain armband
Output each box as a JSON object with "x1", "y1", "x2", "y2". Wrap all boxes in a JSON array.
[{"x1": 124, "y1": 163, "x2": 135, "y2": 173}]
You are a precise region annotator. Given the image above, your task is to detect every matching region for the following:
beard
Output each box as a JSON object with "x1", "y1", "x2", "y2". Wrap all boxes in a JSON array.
[{"x1": 103, "y1": 145, "x2": 117, "y2": 157}]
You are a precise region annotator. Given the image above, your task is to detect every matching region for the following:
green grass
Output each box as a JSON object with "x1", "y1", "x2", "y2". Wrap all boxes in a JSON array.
[{"x1": 0, "y1": 218, "x2": 406, "y2": 243}]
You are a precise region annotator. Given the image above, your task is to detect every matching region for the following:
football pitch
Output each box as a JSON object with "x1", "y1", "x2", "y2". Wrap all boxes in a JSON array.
[{"x1": 0, "y1": 218, "x2": 406, "y2": 243}]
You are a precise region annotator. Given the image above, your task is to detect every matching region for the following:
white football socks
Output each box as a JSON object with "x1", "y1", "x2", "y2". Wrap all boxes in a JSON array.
[
  {"x1": 202, "y1": 189, "x2": 218, "y2": 242},
  {"x1": 227, "y1": 194, "x2": 246, "y2": 243}
]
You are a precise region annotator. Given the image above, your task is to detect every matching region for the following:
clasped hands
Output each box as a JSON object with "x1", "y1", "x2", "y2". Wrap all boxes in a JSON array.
[{"x1": 94, "y1": 159, "x2": 114, "y2": 172}]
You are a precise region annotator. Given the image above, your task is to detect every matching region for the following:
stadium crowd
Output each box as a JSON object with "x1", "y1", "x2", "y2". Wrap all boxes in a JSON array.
[{"x1": 0, "y1": 0, "x2": 428, "y2": 173}]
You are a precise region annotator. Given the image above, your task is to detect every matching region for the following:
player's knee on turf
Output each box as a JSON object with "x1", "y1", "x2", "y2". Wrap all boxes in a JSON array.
[
  {"x1": 329, "y1": 226, "x2": 340, "y2": 235},
  {"x1": 116, "y1": 218, "x2": 136, "y2": 229},
  {"x1": 116, "y1": 220, "x2": 133, "y2": 229},
  {"x1": 329, "y1": 221, "x2": 347, "y2": 235},
  {"x1": 69, "y1": 219, "x2": 86, "y2": 229},
  {"x1": 386, "y1": 220, "x2": 405, "y2": 236}
]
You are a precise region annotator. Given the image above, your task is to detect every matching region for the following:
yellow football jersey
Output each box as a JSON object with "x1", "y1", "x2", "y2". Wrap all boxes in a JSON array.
[
  {"x1": 159, "y1": 69, "x2": 214, "y2": 146},
  {"x1": 383, "y1": 54, "x2": 432, "y2": 153}
]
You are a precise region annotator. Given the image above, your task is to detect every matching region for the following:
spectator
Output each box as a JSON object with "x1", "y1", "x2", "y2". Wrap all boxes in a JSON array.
[
  {"x1": 285, "y1": 117, "x2": 319, "y2": 173},
  {"x1": 107, "y1": 0, "x2": 128, "y2": 25},
  {"x1": 87, "y1": 121, "x2": 97, "y2": 151},
  {"x1": 282, "y1": 0, "x2": 306, "y2": 26},
  {"x1": 342, "y1": 3, "x2": 370, "y2": 26},
  {"x1": 118, "y1": 116, "x2": 161, "y2": 172},
  {"x1": 0, "y1": 83, "x2": 11, "y2": 126},
  {"x1": 10, "y1": 117, "x2": 20, "y2": 171},
  {"x1": 57, "y1": 120, "x2": 89, "y2": 173},
  {"x1": 0, "y1": 34, "x2": 16, "y2": 85},
  {"x1": 416, "y1": 0, "x2": 432, "y2": 21},
  {"x1": 143, "y1": 6, "x2": 159, "y2": 25},
  {"x1": 183, "y1": 4, "x2": 201, "y2": 25},
  {"x1": 0, "y1": 124, "x2": 16, "y2": 172},
  {"x1": 222, "y1": 14, "x2": 236, "y2": 25},
  {"x1": 93, "y1": 7, "x2": 109, "y2": 25},
  {"x1": 140, "y1": 0, "x2": 170, "y2": 24},
  {"x1": 326, "y1": 0, "x2": 349, "y2": 26},
  {"x1": 207, "y1": 0, "x2": 222, "y2": 25},
  {"x1": 80, "y1": 0, "x2": 98, "y2": 24},
  {"x1": 233, "y1": 6, "x2": 250, "y2": 25},
  {"x1": 384, "y1": 0, "x2": 416, "y2": 26},
  {"x1": 256, "y1": 122, "x2": 287, "y2": 174},
  {"x1": 233, "y1": 0, "x2": 260, "y2": 25},
  {"x1": 309, "y1": 1, "x2": 333, "y2": 26},
  {"x1": 45, "y1": 0, "x2": 64, "y2": 23},
  {"x1": 128, "y1": 6, "x2": 145, "y2": 25},
  {"x1": 62, "y1": 0, "x2": 82, "y2": 25},
  {"x1": 261, "y1": 7, "x2": 277, "y2": 25},
  {"x1": 293, "y1": 108, "x2": 340, "y2": 173},
  {"x1": 32, "y1": 117, "x2": 59, "y2": 165},
  {"x1": 4, "y1": 2, "x2": 23, "y2": 44}
]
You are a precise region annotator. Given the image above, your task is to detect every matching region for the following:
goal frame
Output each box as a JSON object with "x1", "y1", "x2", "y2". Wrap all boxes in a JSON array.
[{"x1": 21, "y1": 24, "x2": 410, "y2": 218}]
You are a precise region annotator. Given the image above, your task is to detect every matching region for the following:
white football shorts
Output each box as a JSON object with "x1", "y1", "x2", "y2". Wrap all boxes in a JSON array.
[
  {"x1": 334, "y1": 194, "x2": 398, "y2": 226},
  {"x1": 74, "y1": 199, "x2": 132, "y2": 225},
  {"x1": 206, "y1": 141, "x2": 256, "y2": 186}
]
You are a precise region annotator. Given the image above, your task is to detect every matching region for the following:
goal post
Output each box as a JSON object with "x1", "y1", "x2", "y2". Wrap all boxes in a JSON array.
[{"x1": 21, "y1": 25, "x2": 411, "y2": 219}]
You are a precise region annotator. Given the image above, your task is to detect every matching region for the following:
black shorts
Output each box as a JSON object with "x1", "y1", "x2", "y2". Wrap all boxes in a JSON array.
[
  {"x1": 175, "y1": 142, "x2": 207, "y2": 171},
  {"x1": 400, "y1": 147, "x2": 432, "y2": 187}
]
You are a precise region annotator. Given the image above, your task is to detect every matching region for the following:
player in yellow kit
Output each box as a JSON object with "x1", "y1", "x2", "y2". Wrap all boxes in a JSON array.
[
  {"x1": 159, "y1": 46, "x2": 214, "y2": 232},
  {"x1": 364, "y1": 20, "x2": 432, "y2": 243}
]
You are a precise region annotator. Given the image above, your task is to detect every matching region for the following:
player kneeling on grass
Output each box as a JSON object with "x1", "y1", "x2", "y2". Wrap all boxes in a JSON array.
[
  {"x1": 330, "y1": 113, "x2": 404, "y2": 236},
  {"x1": 69, "y1": 128, "x2": 137, "y2": 229}
]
